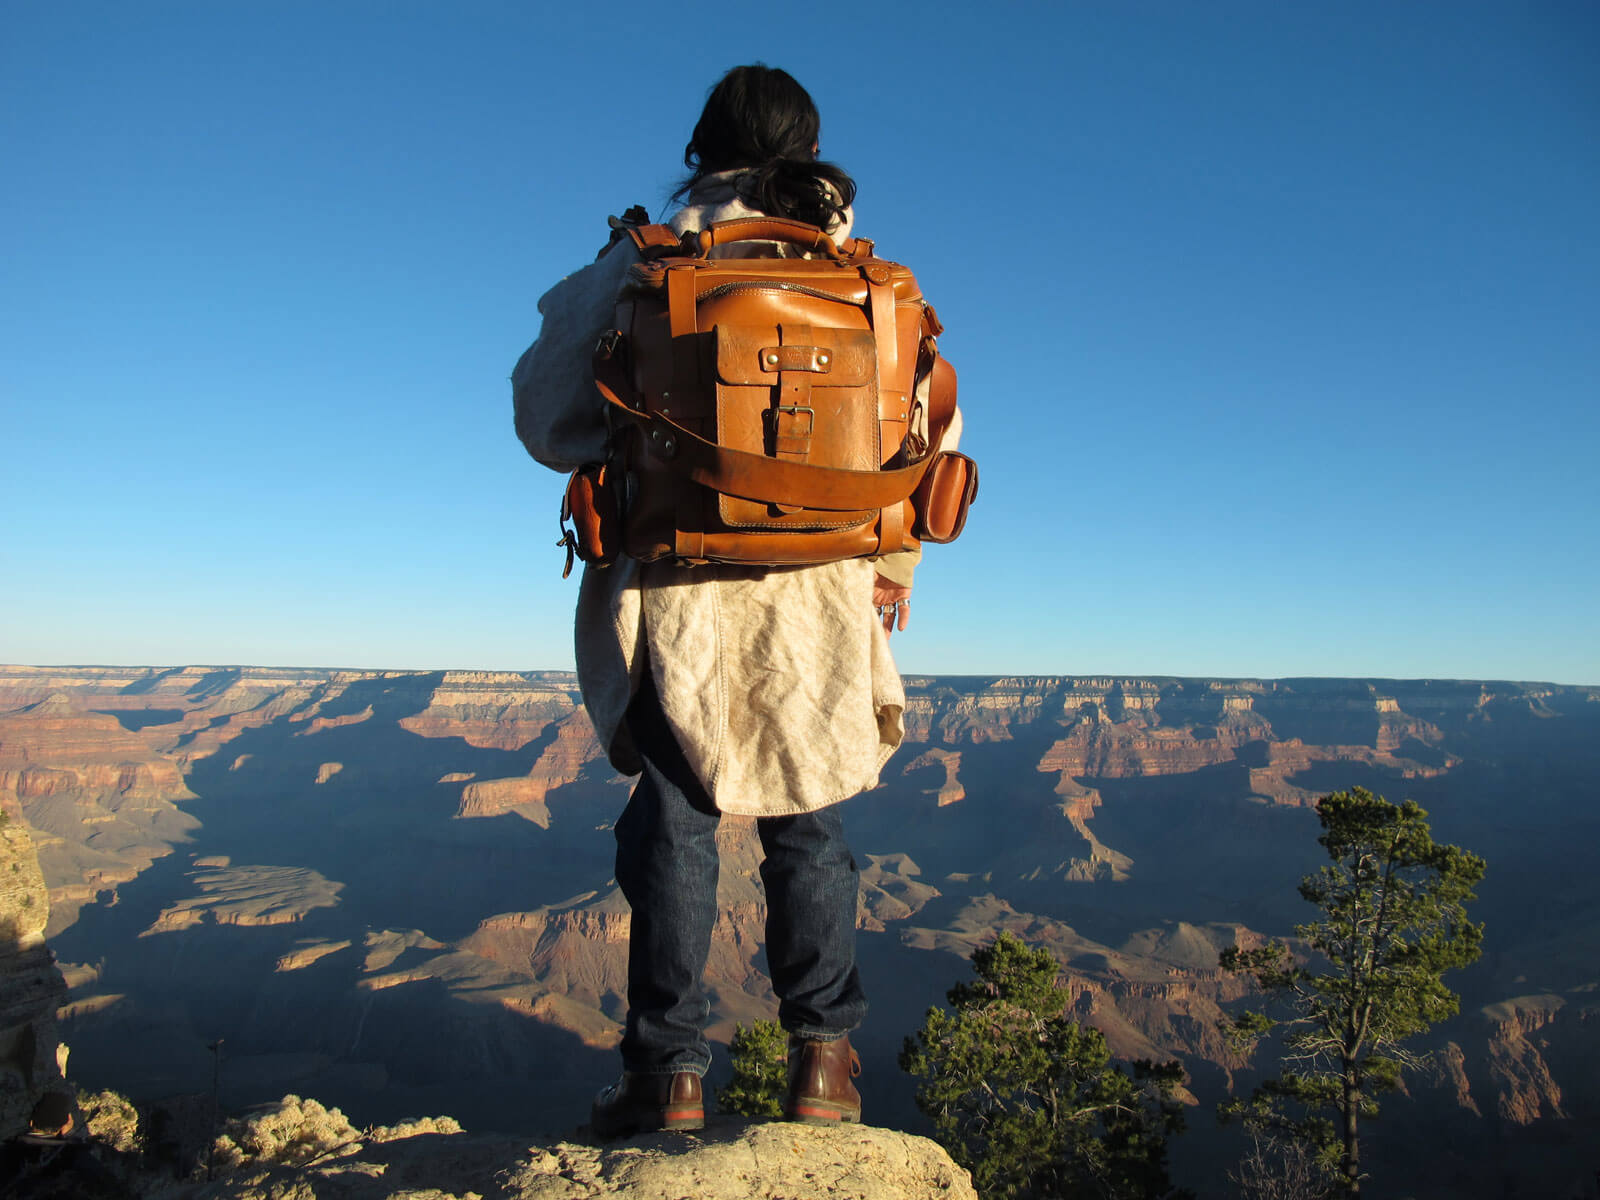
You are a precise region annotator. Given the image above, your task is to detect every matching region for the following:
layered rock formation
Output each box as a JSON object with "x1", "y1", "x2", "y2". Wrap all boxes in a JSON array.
[
  {"x1": 397, "y1": 673, "x2": 581, "y2": 751},
  {"x1": 1475, "y1": 993, "x2": 1600, "y2": 1125},
  {"x1": 0, "y1": 691, "x2": 198, "y2": 933}
]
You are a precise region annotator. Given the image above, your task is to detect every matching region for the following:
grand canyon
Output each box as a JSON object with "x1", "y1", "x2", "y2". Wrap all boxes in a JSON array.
[{"x1": 1, "y1": 664, "x2": 1595, "y2": 1196}]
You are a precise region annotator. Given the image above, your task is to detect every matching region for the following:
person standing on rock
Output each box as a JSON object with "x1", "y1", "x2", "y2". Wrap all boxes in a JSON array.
[{"x1": 514, "y1": 64, "x2": 943, "y2": 1137}]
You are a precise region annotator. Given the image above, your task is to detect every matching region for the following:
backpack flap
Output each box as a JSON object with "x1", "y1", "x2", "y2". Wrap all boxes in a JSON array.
[{"x1": 713, "y1": 323, "x2": 880, "y2": 530}]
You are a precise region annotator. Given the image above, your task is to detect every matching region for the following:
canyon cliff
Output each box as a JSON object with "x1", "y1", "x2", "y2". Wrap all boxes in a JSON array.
[
  {"x1": 0, "y1": 808, "x2": 74, "y2": 1141},
  {"x1": 0, "y1": 664, "x2": 1595, "y2": 1197}
]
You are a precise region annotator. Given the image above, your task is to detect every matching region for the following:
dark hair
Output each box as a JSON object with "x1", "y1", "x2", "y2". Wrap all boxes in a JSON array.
[{"x1": 676, "y1": 64, "x2": 856, "y2": 230}]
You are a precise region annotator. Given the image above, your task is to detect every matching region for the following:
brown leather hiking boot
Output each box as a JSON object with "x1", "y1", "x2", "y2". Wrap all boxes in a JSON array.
[
  {"x1": 785, "y1": 1035, "x2": 862, "y2": 1125},
  {"x1": 590, "y1": 1070, "x2": 705, "y2": 1138}
]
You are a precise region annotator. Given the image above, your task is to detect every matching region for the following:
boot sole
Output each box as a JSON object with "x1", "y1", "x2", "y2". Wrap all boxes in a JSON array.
[
  {"x1": 785, "y1": 1102, "x2": 861, "y2": 1125},
  {"x1": 592, "y1": 1107, "x2": 705, "y2": 1139}
]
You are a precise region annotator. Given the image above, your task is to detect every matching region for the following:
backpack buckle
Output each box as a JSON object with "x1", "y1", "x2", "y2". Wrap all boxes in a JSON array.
[{"x1": 769, "y1": 405, "x2": 815, "y2": 463}]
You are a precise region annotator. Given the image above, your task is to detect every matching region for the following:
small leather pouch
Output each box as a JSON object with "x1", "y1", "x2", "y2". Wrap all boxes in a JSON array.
[
  {"x1": 559, "y1": 463, "x2": 620, "y2": 576},
  {"x1": 909, "y1": 451, "x2": 978, "y2": 544}
]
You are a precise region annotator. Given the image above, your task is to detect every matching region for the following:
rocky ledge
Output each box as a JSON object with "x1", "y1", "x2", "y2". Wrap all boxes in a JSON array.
[{"x1": 193, "y1": 1119, "x2": 976, "y2": 1200}]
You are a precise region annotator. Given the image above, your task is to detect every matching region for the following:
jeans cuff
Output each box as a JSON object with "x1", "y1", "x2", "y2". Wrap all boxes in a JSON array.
[
  {"x1": 625, "y1": 1061, "x2": 708, "y2": 1078},
  {"x1": 783, "y1": 1026, "x2": 855, "y2": 1042}
]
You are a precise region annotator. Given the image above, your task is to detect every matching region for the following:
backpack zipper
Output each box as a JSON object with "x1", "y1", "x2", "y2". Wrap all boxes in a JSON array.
[{"x1": 697, "y1": 280, "x2": 860, "y2": 306}]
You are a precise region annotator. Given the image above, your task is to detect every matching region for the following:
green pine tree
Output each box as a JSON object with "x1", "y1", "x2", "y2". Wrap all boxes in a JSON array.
[
  {"x1": 901, "y1": 931, "x2": 1189, "y2": 1199},
  {"x1": 1220, "y1": 787, "x2": 1486, "y2": 1196},
  {"x1": 717, "y1": 1019, "x2": 788, "y2": 1118}
]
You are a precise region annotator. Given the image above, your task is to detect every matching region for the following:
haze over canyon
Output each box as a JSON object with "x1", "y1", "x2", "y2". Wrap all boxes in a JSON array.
[{"x1": 1, "y1": 664, "x2": 1595, "y2": 1197}]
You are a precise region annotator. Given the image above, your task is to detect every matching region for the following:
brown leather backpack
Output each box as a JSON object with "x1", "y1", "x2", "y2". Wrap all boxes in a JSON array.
[{"x1": 560, "y1": 215, "x2": 975, "y2": 572}]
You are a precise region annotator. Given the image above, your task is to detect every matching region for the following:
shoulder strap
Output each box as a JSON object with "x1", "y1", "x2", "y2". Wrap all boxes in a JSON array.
[
  {"x1": 624, "y1": 223, "x2": 687, "y2": 258},
  {"x1": 596, "y1": 206, "x2": 683, "y2": 261}
]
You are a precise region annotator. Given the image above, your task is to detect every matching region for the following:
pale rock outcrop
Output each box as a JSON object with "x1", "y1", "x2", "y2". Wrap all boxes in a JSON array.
[
  {"x1": 0, "y1": 811, "x2": 73, "y2": 1139},
  {"x1": 274, "y1": 938, "x2": 354, "y2": 973},
  {"x1": 1242, "y1": 737, "x2": 1453, "y2": 807},
  {"x1": 903, "y1": 749, "x2": 964, "y2": 806},
  {"x1": 143, "y1": 863, "x2": 343, "y2": 934},
  {"x1": 302, "y1": 707, "x2": 375, "y2": 737},
  {"x1": 457, "y1": 711, "x2": 605, "y2": 825},
  {"x1": 200, "y1": 1119, "x2": 976, "y2": 1200},
  {"x1": 857, "y1": 854, "x2": 940, "y2": 931},
  {"x1": 1030, "y1": 769, "x2": 1128, "y2": 882}
]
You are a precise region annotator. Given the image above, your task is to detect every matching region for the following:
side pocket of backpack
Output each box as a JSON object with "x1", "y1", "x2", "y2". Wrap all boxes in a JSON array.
[
  {"x1": 560, "y1": 462, "x2": 621, "y2": 575},
  {"x1": 909, "y1": 451, "x2": 978, "y2": 544}
]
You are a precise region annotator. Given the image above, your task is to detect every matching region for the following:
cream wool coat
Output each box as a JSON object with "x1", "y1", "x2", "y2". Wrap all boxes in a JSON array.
[{"x1": 513, "y1": 178, "x2": 916, "y2": 816}]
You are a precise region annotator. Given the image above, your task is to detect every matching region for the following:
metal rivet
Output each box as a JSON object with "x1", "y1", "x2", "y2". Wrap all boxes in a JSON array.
[
  {"x1": 766, "y1": 353, "x2": 779, "y2": 365},
  {"x1": 818, "y1": 353, "x2": 830, "y2": 365},
  {"x1": 662, "y1": 391, "x2": 671, "y2": 402}
]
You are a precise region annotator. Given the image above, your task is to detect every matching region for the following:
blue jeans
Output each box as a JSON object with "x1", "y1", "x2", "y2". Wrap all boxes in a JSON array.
[{"x1": 614, "y1": 676, "x2": 867, "y2": 1076}]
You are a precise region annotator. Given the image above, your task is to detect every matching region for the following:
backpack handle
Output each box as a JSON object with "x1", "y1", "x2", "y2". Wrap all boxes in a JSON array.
[{"x1": 696, "y1": 218, "x2": 845, "y2": 261}]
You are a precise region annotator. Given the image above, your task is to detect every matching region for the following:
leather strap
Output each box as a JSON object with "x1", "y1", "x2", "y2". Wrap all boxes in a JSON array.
[
  {"x1": 875, "y1": 496, "x2": 906, "y2": 555},
  {"x1": 675, "y1": 528, "x2": 706, "y2": 560},
  {"x1": 866, "y1": 273, "x2": 898, "y2": 442},
  {"x1": 696, "y1": 217, "x2": 844, "y2": 260},
  {"x1": 625, "y1": 223, "x2": 687, "y2": 258},
  {"x1": 866, "y1": 273, "x2": 898, "y2": 396},
  {"x1": 927, "y1": 352, "x2": 957, "y2": 435},
  {"x1": 666, "y1": 266, "x2": 698, "y2": 417},
  {"x1": 772, "y1": 323, "x2": 816, "y2": 465},
  {"x1": 666, "y1": 266, "x2": 697, "y2": 339},
  {"x1": 604, "y1": 401, "x2": 933, "y2": 510}
]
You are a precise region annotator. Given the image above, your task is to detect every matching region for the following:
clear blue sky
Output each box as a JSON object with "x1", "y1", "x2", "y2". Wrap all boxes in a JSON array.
[{"x1": 4, "y1": 2, "x2": 1596, "y2": 683}]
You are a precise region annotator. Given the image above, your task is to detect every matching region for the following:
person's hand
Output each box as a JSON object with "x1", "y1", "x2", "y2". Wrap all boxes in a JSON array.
[{"x1": 873, "y1": 574, "x2": 911, "y2": 637}]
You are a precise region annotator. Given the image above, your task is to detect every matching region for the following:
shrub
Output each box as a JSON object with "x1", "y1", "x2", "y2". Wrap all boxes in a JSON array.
[
  {"x1": 78, "y1": 1087, "x2": 141, "y2": 1154},
  {"x1": 718, "y1": 1019, "x2": 789, "y2": 1118}
]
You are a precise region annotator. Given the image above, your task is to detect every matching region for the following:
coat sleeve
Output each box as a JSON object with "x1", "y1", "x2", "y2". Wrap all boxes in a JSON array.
[{"x1": 511, "y1": 244, "x2": 638, "y2": 473}]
